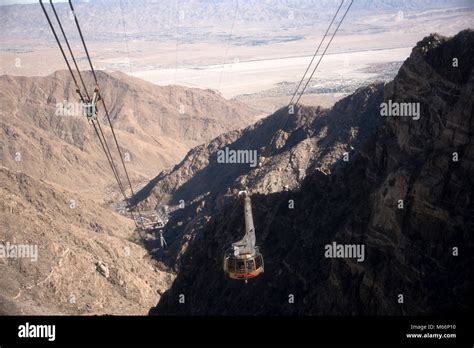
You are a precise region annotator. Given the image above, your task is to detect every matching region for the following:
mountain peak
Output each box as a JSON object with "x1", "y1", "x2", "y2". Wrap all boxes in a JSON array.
[{"x1": 410, "y1": 29, "x2": 473, "y2": 84}]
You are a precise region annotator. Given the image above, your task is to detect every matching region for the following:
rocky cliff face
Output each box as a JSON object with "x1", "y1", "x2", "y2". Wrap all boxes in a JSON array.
[
  {"x1": 133, "y1": 81, "x2": 385, "y2": 266},
  {"x1": 152, "y1": 30, "x2": 473, "y2": 315}
]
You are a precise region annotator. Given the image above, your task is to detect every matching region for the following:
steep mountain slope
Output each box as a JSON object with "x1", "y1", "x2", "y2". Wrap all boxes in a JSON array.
[
  {"x1": 0, "y1": 166, "x2": 174, "y2": 315},
  {"x1": 152, "y1": 30, "x2": 473, "y2": 315},
  {"x1": 0, "y1": 70, "x2": 257, "y2": 197},
  {"x1": 0, "y1": 70, "x2": 257, "y2": 315},
  {"x1": 133, "y1": 82, "x2": 384, "y2": 209},
  {"x1": 131, "y1": 81, "x2": 384, "y2": 264}
]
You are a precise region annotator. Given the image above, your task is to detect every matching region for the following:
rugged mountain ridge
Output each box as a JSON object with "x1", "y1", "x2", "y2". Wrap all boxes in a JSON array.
[
  {"x1": 152, "y1": 30, "x2": 473, "y2": 315},
  {"x1": 0, "y1": 70, "x2": 256, "y2": 197},
  {"x1": 0, "y1": 70, "x2": 256, "y2": 315},
  {"x1": 133, "y1": 82, "x2": 385, "y2": 210},
  {"x1": 132, "y1": 80, "x2": 385, "y2": 264}
]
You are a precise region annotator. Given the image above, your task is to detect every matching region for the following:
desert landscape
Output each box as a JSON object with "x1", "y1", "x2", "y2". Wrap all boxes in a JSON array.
[
  {"x1": 0, "y1": 0, "x2": 473, "y2": 322},
  {"x1": 1, "y1": 1, "x2": 472, "y2": 109}
]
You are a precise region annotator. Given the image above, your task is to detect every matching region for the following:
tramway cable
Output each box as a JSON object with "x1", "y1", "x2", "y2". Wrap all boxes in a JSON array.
[
  {"x1": 68, "y1": 0, "x2": 145, "y2": 229},
  {"x1": 288, "y1": 0, "x2": 345, "y2": 106},
  {"x1": 40, "y1": 0, "x2": 143, "y2": 230}
]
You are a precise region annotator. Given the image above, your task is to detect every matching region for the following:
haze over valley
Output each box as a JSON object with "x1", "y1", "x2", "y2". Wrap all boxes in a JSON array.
[{"x1": 1, "y1": 0, "x2": 472, "y2": 112}]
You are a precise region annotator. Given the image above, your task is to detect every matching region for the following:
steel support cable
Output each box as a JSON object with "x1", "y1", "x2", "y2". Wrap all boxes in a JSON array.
[
  {"x1": 42, "y1": 1, "x2": 140, "y2": 230},
  {"x1": 40, "y1": 1, "x2": 138, "y2": 228},
  {"x1": 288, "y1": 0, "x2": 345, "y2": 106},
  {"x1": 116, "y1": 0, "x2": 144, "y2": 202},
  {"x1": 117, "y1": 1, "x2": 148, "y2": 230},
  {"x1": 68, "y1": 0, "x2": 99, "y2": 83},
  {"x1": 174, "y1": 0, "x2": 180, "y2": 84},
  {"x1": 93, "y1": 119, "x2": 140, "y2": 231},
  {"x1": 100, "y1": 101, "x2": 136, "y2": 196},
  {"x1": 268, "y1": 0, "x2": 353, "y2": 149},
  {"x1": 294, "y1": 0, "x2": 353, "y2": 106},
  {"x1": 91, "y1": 120, "x2": 133, "y2": 218},
  {"x1": 69, "y1": 0, "x2": 145, "y2": 229},
  {"x1": 39, "y1": 0, "x2": 84, "y2": 101},
  {"x1": 92, "y1": 118, "x2": 140, "y2": 230},
  {"x1": 99, "y1": 100, "x2": 146, "y2": 229},
  {"x1": 217, "y1": 0, "x2": 239, "y2": 92},
  {"x1": 94, "y1": 97, "x2": 143, "y2": 230},
  {"x1": 92, "y1": 120, "x2": 127, "y2": 197},
  {"x1": 52, "y1": 2, "x2": 128, "y2": 202},
  {"x1": 40, "y1": 1, "x2": 127, "y2": 198},
  {"x1": 118, "y1": 0, "x2": 133, "y2": 74},
  {"x1": 49, "y1": 0, "x2": 90, "y2": 100}
]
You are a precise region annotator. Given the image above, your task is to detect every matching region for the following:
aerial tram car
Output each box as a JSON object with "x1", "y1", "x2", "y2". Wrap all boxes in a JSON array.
[{"x1": 223, "y1": 191, "x2": 264, "y2": 280}]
